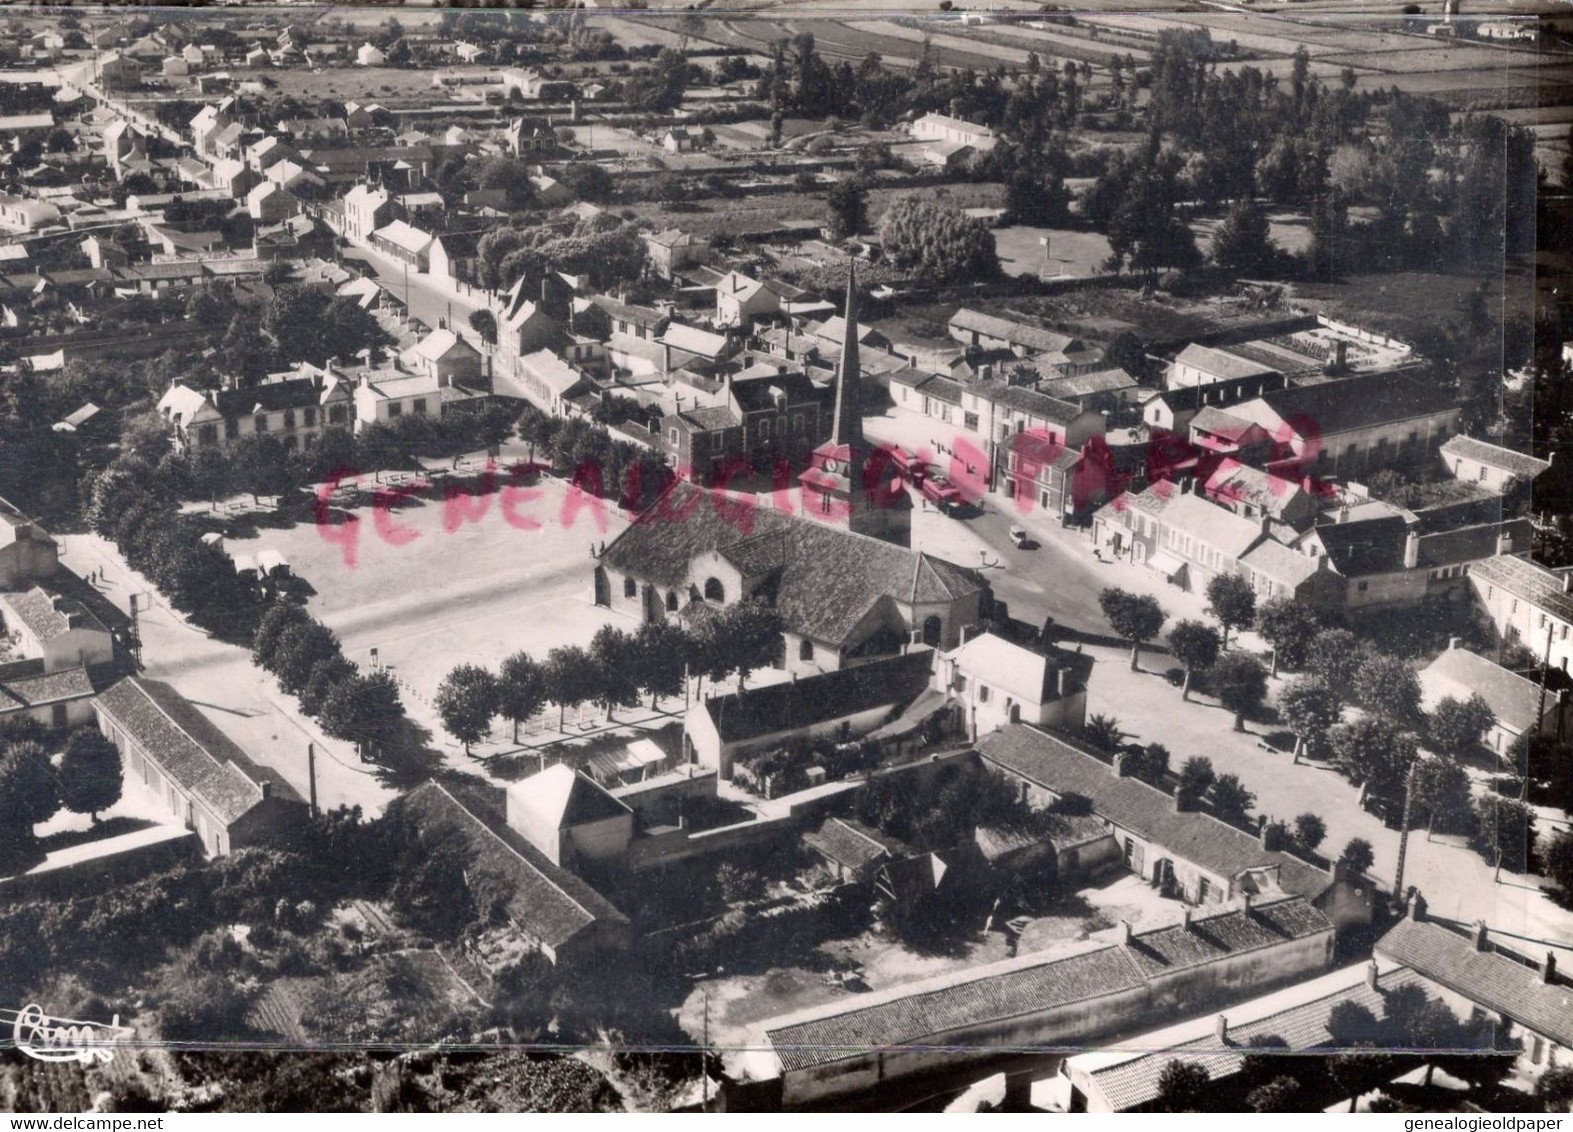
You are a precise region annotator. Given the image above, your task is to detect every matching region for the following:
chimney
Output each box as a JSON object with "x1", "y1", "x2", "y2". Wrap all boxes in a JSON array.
[
  {"x1": 1473, "y1": 920, "x2": 1489, "y2": 952},
  {"x1": 1260, "y1": 513, "x2": 1272, "y2": 536},
  {"x1": 1173, "y1": 788, "x2": 1190, "y2": 813},
  {"x1": 1366, "y1": 960, "x2": 1380, "y2": 992},
  {"x1": 258, "y1": 779, "x2": 272, "y2": 799},
  {"x1": 1497, "y1": 528, "x2": 1514, "y2": 556},
  {"x1": 1056, "y1": 666, "x2": 1068, "y2": 698},
  {"x1": 1242, "y1": 892, "x2": 1254, "y2": 917},
  {"x1": 1214, "y1": 1014, "x2": 1229, "y2": 1044},
  {"x1": 1334, "y1": 339, "x2": 1348, "y2": 370},
  {"x1": 1337, "y1": 503, "x2": 1350, "y2": 524},
  {"x1": 1117, "y1": 920, "x2": 1132, "y2": 945},
  {"x1": 1563, "y1": 570, "x2": 1573, "y2": 595},
  {"x1": 1403, "y1": 529, "x2": 1420, "y2": 570},
  {"x1": 1181, "y1": 906, "x2": 1193, "y2": 931},
  {"x1": 1542, "y1": 953, "x2": 1558, "y2": 985},
  {"x1": 1113, "y1": 751, "x2": 1133, "y2": 777},
  {"x1": 1408, "y1": 890, "x2": 1428, "y2": 922},
  {"x1": 1449, "y1": 636, "x2": 1461, "y2": 651},
  {"x1": 663, "y1": 341, "x2": 672, "y2": 374}
]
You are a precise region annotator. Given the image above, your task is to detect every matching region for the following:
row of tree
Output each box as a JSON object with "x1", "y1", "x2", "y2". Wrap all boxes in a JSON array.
[
  {"x1": 435, "y1": 600, "x2": 783, "y2": 753},
  {"x1": 251, "y1": 604, "x2": 406, "y2": 760},
  {"x1": 0, "y1": 730, "x2": 124, "y2": 869}
]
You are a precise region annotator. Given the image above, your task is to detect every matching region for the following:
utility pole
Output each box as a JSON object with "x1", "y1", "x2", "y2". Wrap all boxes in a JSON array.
[
  {"x1": 306, "y1": 742, "x2": 319, "y2": 817},
  {"x1": 1393, "y1": 762, "x2": 1415, "y2": 900},
  {"x1": 701, "y1": 991, "x2": 711, "y2": 1110}
]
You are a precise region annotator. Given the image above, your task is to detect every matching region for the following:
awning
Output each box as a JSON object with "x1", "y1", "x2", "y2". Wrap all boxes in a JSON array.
[
  {"x1": 587, "y1": 738, "x2": 667, "y2": 784},
  {"x1": 1147, "y1": 551, "x2": 1186, "y2": 579}
]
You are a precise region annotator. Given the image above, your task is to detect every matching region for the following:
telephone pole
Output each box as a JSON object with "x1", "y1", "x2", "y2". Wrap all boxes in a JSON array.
[{"x1": 306, "y1": 742, "x2": 319, "y2": 817}]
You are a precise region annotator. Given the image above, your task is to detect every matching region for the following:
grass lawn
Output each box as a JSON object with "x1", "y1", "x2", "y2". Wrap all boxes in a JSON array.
[
  {"x1": 995, "y1": 226, "x2": 1114, "y2": 279},
  {"x1": 1292, "y1": 268, "x2": 1510, "y2": 343}
]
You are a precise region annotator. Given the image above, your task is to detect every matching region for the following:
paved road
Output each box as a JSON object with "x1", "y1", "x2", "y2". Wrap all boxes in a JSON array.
[{"x1": 342, "y1": 244, "x2": 489, "y2": 338}]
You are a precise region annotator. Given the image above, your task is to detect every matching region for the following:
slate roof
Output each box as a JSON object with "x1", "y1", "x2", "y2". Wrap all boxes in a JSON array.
[
  {"x1": 1417, "y1": 519, "x2": 1530, "y2": 570},
  {"x1": 1440, "y1": 435, "x2": 1551, "y2": 480},
  {"x1": 1420, "y1": 646, "x2": 1545, "y2": 733},
  {"x1": 599, "y1": 482, "x2": 983, "y2": 647},
  {"x1": 1042, "y1": 367, "x2": 1136, "y2": 399},
  {"x1": 729, "y1": 371, "x2": 820, "y2": 414},
  {"x1": 972, "y1": 380, "x2": 1084, "y2": 426},
  {"x1": 699, "y1": 649, "x2": 935, "y2": 744},
  {"x1": 949, "y1": 308, "x2": 1072, "y2": 355},
  {"x1": 1158, "y1": 492, "x2": 1269, "y2": 560},
  {"x1": 977, "y1": 725, "x2": 1332, "y2": 899},
  {"x1": 397, "y1": 780, "x2": 626, "y2": 950},
  {"x1": 93, "y1": 676, "x2": 297, "y2": 824},
  {"x1": 764, "y1": 895, "x2": 1330, "y2": 1073},
  {"x1": 1376, "y1": 917, "x2": 1573, "y2": 1047},
  {"x1": 1470, "y1": 554, "x2": 1573, "y2": 623},
  {"x1": 1308, "y1": 515, "x2": 1409, "y2": 576},
  {"x1": 214, "y1": 375, "x2": 331, "y2": 416}
]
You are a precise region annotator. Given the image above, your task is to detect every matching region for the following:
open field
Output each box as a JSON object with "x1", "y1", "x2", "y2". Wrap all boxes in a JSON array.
[
  {"x1": 994, "y1": 226, "x2": 1114, "y2": 279},
  {"x1": 624, "y1": 182, "x2": 1004, "y2": 241}
]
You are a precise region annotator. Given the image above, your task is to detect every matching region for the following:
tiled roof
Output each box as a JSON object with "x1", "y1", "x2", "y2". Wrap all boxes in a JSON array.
[
  {"x1": 1080, "y1": 965, "x2": 1433, "y2": 1112},
  {"x1": 1158, "y1": 492, "x2": 1269, "y2": 560},
  {"x1": 599, "y1": 482, "x2": 983, "y2": 647},
  {"x1": 1470, "y1": 554, "x2": 1573, "y2": 623},
  {"x1": 804, "y1": 816, "x2": 906, "y2": 873},
  {"x1": 1204, "y1": 464, "x2": 1304, "y2": 518},
  {"x1": 0, "y1": 586, "x2": 107, "y2": 643},
  {"x1": 1174, "y1": 343, "x2": 1280, "y2": 382},
  {"x1": 944, "y1": 632, "x2": 1092, "y2": 708},
  {"x1": 764, "y1": 895, "x2": 1330, "y2": 1074},
  {"x1": 1440, "y1": 435, "x2": 1551, "y2": 479},
  {"x1": 1043, "y1": 367, "x2": 1136, "y2": 399},
  {"x1": 93, "y1": 677, "x2": 296, "y2": 824},
  {"x1": 397, "y1": 780, "x2": 626, "y2": 949},
  {"x1": 1238, "y1": 537, "x2": 1322, "y2": 589},
  {"x1": 0, "y1": 665, "x2": 94, "y2": 711},
  {"x1": 1122, "y1": 897, "x2": 1334, "y2": 978},
  {"x1": 699, "y1": 649, "x2": 934, "y2": 744},
  {"x1": 1420, "y1": 646, "x2": 1545, "y2": 733},
  {"x1": 972, "y1": 380, "x2": 1084, "y2": 426},
  {"x1": 949, "y1": 308, "x2": 1072, "y2": 355},
  {"x1": 1245, "y1": 371, "x2": 1459, "y2": 438},
  {"x1": 1308, "y1": 514, "x2": 1409, "y2": 576},
  {"x1": 729, "y1": 372, "x2": 820, "y2": 414},
  {"x1": 1416, "y1": 519, "x2": 1529, "y2": 569},
  {"x1": 1376, "y1": 917, "x2": 1573, "y2": 1047},
  {"x1": 977, "y1": 725, "x2": 1331, "y2": 899},
  {"x1": 214, "y1": 375, "x2": 330, "y2": 416}
]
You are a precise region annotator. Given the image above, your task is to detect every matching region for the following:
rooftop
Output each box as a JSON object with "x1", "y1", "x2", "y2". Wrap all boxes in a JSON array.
[
  {"x1": 1440, "y1": 435, "x2": 1551, "y2": 481},
  {"x1": 698, "y1": 649, "x2": 934, "y2": 744},
  {"x1": 1420, "y1": 644, "x2": 1548, "y2": 733},
  {"x1": 1469, "y1": 554, "x2": 1573, "y2": 624}
]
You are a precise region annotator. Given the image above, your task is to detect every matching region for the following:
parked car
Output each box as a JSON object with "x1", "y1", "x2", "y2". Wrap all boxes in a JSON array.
[{"x1": 921, "y1": 473, "x2": 962, "y2": 511}]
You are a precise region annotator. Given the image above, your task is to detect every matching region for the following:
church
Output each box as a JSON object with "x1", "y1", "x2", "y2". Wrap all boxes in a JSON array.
[{"x1": 592, "y1": 268, "x2": 986, "y2": 672}]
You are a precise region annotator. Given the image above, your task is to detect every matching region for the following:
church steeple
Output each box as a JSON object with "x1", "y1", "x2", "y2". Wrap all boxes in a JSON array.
[
  {"x1": 796, "y1": 261, "x2": 911, "y2": 546},
  {"x1": 829, "y1": 258, "x2": 862, "y2": 450}
]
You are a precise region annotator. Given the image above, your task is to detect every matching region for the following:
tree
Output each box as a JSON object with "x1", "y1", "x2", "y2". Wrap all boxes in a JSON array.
[
  {"x1": 230, "y1": 433, "x2": 296, "y2": 505},
  {"x1": 1082, "y1": 713, "x2": 1128, "y2": 753},
  {"x1": 557, "y1": 163, "x2": 616, "y2": 204},
  {"x1": 1099, "y1": 588, "x2": 1167, "y2": 671},
  {"x1": 435, "y1": 664, "x2": 498, "y2": 755},
  {"x1": 1535, "y1": 1066, "x2": 1573, "y2": 1113},
  {"x1": 1278, "y1": 678, "x2": 1340, "y2": 763},
  {"x1": 1471, "y1": 792, "x2": 1535, "y2": 874},
  {"x1": 1354, "y1": 654, "x2": 1423, "y2": 730},
  {"x1": 1410, "y1": 755, "x2": 1473, "y2": 839},
  {"x1": 0, "y1": 742, "x2": 60, "y2": 855},
  {"x1": 299, "y1": 655, "x2": 356, "y2": 718},
  {"x1": 1126, "y1": 743, "x2": 1170, "y2": 785},
  {"x1": 826, "y1": 178, "x2": 869, "y2": 242},
  {"x1": 544, "y1": 645, "x2": 598, "y2": 730},
  {"x1": 589, "y1": 625, "x2": 638, "y2": 719},
  {"x1": 1210, "y1": 652, "x2": 1268, "y2": 731},
  {"x1": 1339, "y1": 837, "x2": 1375, "y2": 876},
  {"x1": 1208, "y1": 773, "x2": 1256, "y2": 825},
  {"x1": 877, "y1": 196, "x2": 1000, "y2": 286},
  {"x1": 320, "y1": 671, "x2": 403, "y2": 755},
  {"x1": 1211, "y1": 197, "x2": 1278, "y2": 276},
  {"x1": 1178, "y1": 756, "x2": 1215, "y2": 802},
  {"x1": 476, "y1": 156, "x2": 535, "y2": 209},
  {"x1": 716, "y1": 599, "x2": 783, "y2": 692},
  {"x1": 1293, "y1": 812, "x2": 1326, "y2": 854},
  {"x1": 1256, "y1": 597, "x2": 1320, "y2": 675},
  {"x1": 58, "y1": 730, "x2": 123, "y2": 823},
  {"x1": 1426, "y1": 694, "x2": 1495, "y2": 759},
  {"x1": 1153, "y1": 1060, "x2": 1209, "y2": 1112},
  {"x1": 1204, "y1": 573, "x2": 1256, "y2": 649},
  {"x1": 253, "y1": 602, "x2": 312, "y2": 671},
  {"x1": 1306, "y1": 629, "x2": 1366, "y2": 704},
  {"x1": 1546, "y1": 830, "x2": 1573, "y2": 903},
  {"x1": 271, "y1": 621, "x2": 342, "y2": 696},
  {"x1": 630, "y1": 621, "x2": 688, "y2": 709},
  {"x1": 1247, "y1": 1077, "x2": 1303, "y2": 1113},
  {"x1": 497, "y1": 651, "x2": 547, "y2": 742},
  {"x1": 468, "y1": 309, "x2": 497, "y2": 346},
  {"x1": 1330, "y1": 716, "x2": 1417, "y2": 803},
  {"x1": 1167, "y1": 620, "x2": 1220, "y2": 701}
]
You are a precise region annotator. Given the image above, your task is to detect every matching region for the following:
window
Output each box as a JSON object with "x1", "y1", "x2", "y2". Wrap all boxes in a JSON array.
[
  {"x1": 977, "y1": 684, "x2": 990, "y2": 703},
  {"x1": 329, "y1": 405, "x2": 348, "y2": 425},
  {"x1": 665, "y1": 591, "x2": 678, "y2": 612},
  {"x1": 254, "y1": 414, "x2": 268, "y2": 433},
  {"x1": 388, "y1": 402, "x2": 402, "y2": 418},
  {"x1": 759, "y1": 418, "x2": 771, "y2": 439},
  {"x1": 1198, "y1": 877, "x2": 1212, "y2": 902},
  {"x1": 799, "y1": 639, "x2": 813, "y2": 661},
  {"x1": 225, "y1": 418, "x2": 239, "y2": 439},
  {"x1": 51, "y1": 703, "x2": 67, "y2": 728},
  {"x1": 703, "y1": 577, "x2": 724, "y2": 603},
  {"x1": 1358, "y1": 581, "x2": 1369, "y2": 593},
  {"x1": 1123, "y1": 838, "x2": 1135, "y2": 866},
  {"x1": 197, "y1": 424, "x2": 218, "y2": 446},
  {"x1": 304, "y1": 407, "x2": 316, "y2": 428},
  {"x1": 283, "y1": 409, "x2": 296, "y2": 429},
  {"x1": 953, "y1": 673, "x2": 967, "y2": 693},
  {"x1": 623, "y1": 576, "x2": 637, "y2": 599},
  {"x1": 413, "y1": 399, "x2": 428, "y2": 416},
  {"x1": 794, "y1": 415, "x2": 805, "y2": 435}
]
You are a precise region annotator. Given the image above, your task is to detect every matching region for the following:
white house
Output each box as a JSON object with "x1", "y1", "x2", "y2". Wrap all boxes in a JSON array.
[
  {"x1": 356, "y1": 42, "x2": 387, "y2": 67},
  {"x1": 932, "y1": 631, "x2": 1093, "y2": 740}
]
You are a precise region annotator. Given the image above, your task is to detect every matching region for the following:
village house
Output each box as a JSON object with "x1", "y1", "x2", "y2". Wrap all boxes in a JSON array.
[
  {"x1": 505, "y1": 764, "x2": 635, "y2": 869},
  {"x1": 910, "y1": 112, "x2": 998, "y2": 153},
  {"x1": 932, "y1": 630, "x2": 1094, "y2": 740},
  {"x1": 1470, "y1": 553, "x2": 1573, "y2": 672},
  {"x1": 355, "y1": 42, "x2": 387, "y2": 67},
  {"x1": 402, "y1": 328, "x2": 484, "y2": 386},
  {"x1": 352, "y1": 362, "x2": 484, "y2": 429},
  {"x1": 500, "y1": 349, "x2": 592, "y2": 417},
  {"x1": 659, "y1": 369, "x2": 826, "y2": 479},
  {"x1": 1420, "y1": 640, "x2": 1571, "y2": 758},
  {"x1": 0, "y1": 586, "x2": 114, "y2": 677},
  {"x1": 496, "y1": 285, "x2": 567, "y2": 377},
  {"x1": 392, "y1": 779, "x2": 631, "y2": 966},
  {"x1": 948, "y1": 308, "x2": 1077, "y2": 359},
  {"x1": 714, "y1": 271, "x2": 782, "y2": 329},
  {"x1": 0, "y1": 194, "x2": 62, "y2": 234},
  {"x1": 1439, "y1": 435, "x2": 1551, "y2": 494},
  {"x1": 157, "y1": 369, "x2": 356, "y2": 453},
  {"x1": 1376, "y1": 895, "x2": 1572, "y2": 1083},
  {"x1": 427, "y1": 231, "x2": 483, "y2": 287},
  {"x1": 642, "y1": 229, "x2": 710, "y2": 280},
  {"x1": 733, "y1": 894, "x2": 1335, "y2": 1109},
  {"x1": 341, "y1": 183, "x2": 394, "y2": 242},
  {"x1": 1167, "y1": 343, "x2": 1282, "y2": 390},
  {"x1": 369, "y1": 219, "x2": 435, "y2": 272},
  {"x1": 247, "y1": 182, "x2": 299, "y2": 224},
  {"x1": 1140, "y1": 370, "x2": 1290, "y2": 437},
  {"x1": 92, "y1": 676, "x2": 306, "y2": 858}
]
